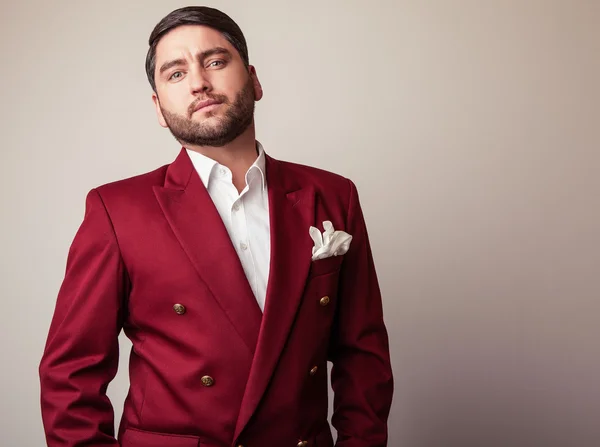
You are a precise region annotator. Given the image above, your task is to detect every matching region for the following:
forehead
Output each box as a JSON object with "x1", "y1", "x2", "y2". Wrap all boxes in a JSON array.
[{"x1": 155, "y1": 25, "x2": 236, "y2": 63}]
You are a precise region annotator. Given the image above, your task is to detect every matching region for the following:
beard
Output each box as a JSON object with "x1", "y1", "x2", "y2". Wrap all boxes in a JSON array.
[{"x1": 160, "y1": 77, "x2": 255, "y2": 147}]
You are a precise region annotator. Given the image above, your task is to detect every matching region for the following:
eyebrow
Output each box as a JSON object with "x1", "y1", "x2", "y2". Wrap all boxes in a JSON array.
[{"x1": 158, "y1": 47, "x2": 232, "y2": 76}]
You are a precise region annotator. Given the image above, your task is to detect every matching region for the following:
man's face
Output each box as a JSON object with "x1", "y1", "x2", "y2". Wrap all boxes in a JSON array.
[{"x1": 152, "y1": 25, "x2": 263, "y2": 147}]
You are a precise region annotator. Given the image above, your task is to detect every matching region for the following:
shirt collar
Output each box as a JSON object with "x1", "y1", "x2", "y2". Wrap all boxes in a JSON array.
[{"x1": 186, "y1": 141, "x2": 267, "y2": 191}]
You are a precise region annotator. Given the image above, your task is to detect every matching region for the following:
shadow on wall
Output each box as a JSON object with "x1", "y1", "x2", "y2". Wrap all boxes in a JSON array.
[{"x1": 394, "y1": 363, "x2": 600, "y2": 447}]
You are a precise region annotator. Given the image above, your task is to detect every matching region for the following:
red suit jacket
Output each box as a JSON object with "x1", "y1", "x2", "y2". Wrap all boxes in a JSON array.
[{"x1": 39, "y1": 148, "x2": 393, "y2": 447}]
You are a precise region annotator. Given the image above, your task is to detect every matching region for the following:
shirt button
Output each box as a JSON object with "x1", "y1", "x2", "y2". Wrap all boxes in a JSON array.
[
  {"x1": 233, "y1": 202, "x2": 241, "y2": 212},
  {"x1": 219, "y1": 167, "x2": 226, "y2": 176},
  {"x1": 240, "y1": 242, "x2": 248, "y2": 251}
]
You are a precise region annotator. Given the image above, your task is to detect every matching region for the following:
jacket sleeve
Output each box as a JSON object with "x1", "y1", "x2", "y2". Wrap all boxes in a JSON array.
[
  {"x1": 39, "y1": 188, "x2": 128, "y2": 446},
  {"x1": 328, "y1": 179, "x2": 394, "y2": 447}
]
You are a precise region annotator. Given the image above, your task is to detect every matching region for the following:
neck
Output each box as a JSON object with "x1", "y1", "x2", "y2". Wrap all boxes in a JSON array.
[
  {"x1": 184, "y1": 124, "x2": 260, "y2": 194},
  {"x1": 184, "y1": 124, "x2": 258, "y2": 173}
]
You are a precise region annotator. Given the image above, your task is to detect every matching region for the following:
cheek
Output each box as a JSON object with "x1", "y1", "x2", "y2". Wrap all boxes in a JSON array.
[
  {"x1": 159, "y1": 86, "x2": 192, "y2": 114},
  {"x1": 211, "y1": 72, "x2": 248, "y2": 98}
]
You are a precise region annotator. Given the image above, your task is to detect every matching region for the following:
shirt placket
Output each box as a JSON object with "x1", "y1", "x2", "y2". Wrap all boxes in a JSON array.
[{"x1": 229, "y1": 179, "x2": 257, "y2": 299}]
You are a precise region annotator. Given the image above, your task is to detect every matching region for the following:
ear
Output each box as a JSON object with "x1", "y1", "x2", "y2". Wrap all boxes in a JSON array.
[
  {"x1": 152, "y1": 92, "x2": 168, "y2": 128},
  {"x1": 248, "y1": 65, "x2": 263, "y2": 101}
]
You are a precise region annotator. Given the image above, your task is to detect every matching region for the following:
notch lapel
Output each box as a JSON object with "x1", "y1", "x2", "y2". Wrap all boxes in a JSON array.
[
  {"x1": 234, "y1": 156, "x2": 316, "y2": 440},
  {"x1": 153, "y1": 148, "x2": 262, "y2": 354}
]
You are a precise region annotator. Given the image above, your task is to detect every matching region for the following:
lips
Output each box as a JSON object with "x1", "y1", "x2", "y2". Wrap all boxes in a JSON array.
[{"x1": 192, "y1": 99, "x2": 222, "y2": 113}]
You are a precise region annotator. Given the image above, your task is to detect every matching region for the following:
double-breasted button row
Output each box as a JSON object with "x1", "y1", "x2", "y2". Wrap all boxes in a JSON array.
[
  {"x1": 237, "y1": 441, "x2": 308, "y2": 446},
  {"x1": 177, "y1": 297, "x2": 330, "y2": 315},
  {"x1": 238, "y1": 442, "x2": 307, "y2": 447},
  {"x1": 173, "y1": 304, "x2": 216, "y2": 388}
]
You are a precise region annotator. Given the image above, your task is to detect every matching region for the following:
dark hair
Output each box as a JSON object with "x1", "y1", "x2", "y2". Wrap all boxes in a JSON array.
[{"x1": 145, "y1": 6, "x2": 249, "y2": 92}]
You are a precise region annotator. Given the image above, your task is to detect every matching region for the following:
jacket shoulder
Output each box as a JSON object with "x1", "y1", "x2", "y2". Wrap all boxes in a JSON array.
[
  {"x1": 92, "y1": 164, "x2": 169, "y2": 202},
  {"x1": 277, "y1": 159, "x2": 353, "y2": 196}
]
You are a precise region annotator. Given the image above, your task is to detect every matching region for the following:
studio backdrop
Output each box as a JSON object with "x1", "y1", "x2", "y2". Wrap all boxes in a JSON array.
[{"x1": 1, "y1": 1, "x2": 598, "y2": 446}]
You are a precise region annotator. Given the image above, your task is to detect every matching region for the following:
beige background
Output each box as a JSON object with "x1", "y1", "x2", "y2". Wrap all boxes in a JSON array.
[{"x1": 1, "y1": 0, "x2": 599, "y2": 446}]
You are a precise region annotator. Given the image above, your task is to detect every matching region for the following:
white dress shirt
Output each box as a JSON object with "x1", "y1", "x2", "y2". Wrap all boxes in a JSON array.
[{"x1": 186, "y1": 142, "x2": 270, "y2": 312}]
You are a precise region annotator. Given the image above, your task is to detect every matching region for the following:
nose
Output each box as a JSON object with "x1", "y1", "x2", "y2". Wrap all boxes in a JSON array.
[{"x1": 189, "y1": 66, "x2": 211, "y2": 94}]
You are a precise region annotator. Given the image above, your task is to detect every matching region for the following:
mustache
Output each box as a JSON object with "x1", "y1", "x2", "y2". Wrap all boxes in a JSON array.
[{"x1": 188, "y1": 94, "x2": 229, "y2": 117}]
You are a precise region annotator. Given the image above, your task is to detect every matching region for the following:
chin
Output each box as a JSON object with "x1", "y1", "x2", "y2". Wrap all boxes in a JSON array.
[
  {"x1": 192, "y1": 111, "x2": 221, "y2": 122},
  {"x1": 190, "y1": 115, "x2": 219, "y2": 127}
]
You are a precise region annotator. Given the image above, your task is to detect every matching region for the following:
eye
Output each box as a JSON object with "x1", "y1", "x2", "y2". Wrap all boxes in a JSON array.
[
  {"x1": 207, "y1": 60, "x2": 225, "y2": 68},
  {"x1": 169, "y1": 71, "x2": 184, "y2": 80}
]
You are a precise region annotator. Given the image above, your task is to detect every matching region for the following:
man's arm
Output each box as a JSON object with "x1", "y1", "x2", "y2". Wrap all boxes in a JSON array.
[
  {"x1": 328, "y1": 179, "x2": 394, "y2": 447},
  {"x1": 39, "y1": 189, "x2": 127, "y2": 446}
]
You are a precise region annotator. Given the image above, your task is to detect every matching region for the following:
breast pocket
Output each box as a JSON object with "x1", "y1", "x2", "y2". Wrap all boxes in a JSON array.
[{"x1": 308, "y1": 255, "x2": 344, "y2": 279}]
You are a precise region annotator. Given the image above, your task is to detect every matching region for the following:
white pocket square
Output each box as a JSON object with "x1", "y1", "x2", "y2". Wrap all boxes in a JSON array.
[{"x1": 309, "y1": 221, "x2": 352, "y2": 261}]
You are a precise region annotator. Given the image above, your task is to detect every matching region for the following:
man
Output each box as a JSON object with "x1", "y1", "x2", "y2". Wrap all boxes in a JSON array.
[{"x1": 39, "y1": 6, "x2": 393, "y2": 447}]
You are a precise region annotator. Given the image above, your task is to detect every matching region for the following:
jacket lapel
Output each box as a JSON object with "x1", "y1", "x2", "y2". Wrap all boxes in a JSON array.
[
  {"x1": 234, "y1": 155, "x2": 316, "y2": 440},
  {"x1": 153, "y1": 148, "x2": 262, "y2": 355}
]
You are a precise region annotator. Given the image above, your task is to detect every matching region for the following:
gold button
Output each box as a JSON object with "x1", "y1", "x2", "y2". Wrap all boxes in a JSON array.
[
  {"x1": 173, "y1": 303, "x2": 186, "y2": 315},
  {"x1": 310, "y1": 366, "x2": 318, "y2": 376},
  {"x1": 319, "y1": 296, "x2": 330, "y2": 306},
  {"x1": 201, "y1": 375, "x2": 214, "y2": 387},
  {"x1": 297, "y1": 441, "x2": 308, "y2": 447}
]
